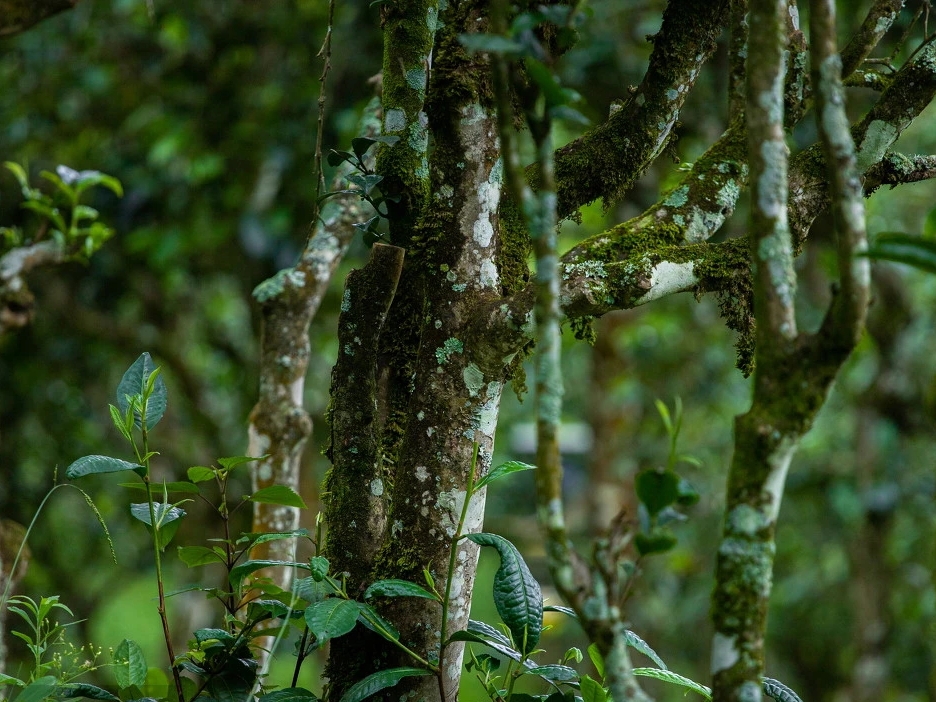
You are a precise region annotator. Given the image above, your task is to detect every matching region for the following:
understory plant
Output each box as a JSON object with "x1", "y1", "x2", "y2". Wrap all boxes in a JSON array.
[{"x1": 1, "y1": 356, "x2": 802, "y2": 702}]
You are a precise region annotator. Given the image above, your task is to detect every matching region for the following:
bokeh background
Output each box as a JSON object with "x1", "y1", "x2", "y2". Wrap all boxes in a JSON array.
[{"x1": 1, "y1": 1, "x2": 935, "y2": 699}]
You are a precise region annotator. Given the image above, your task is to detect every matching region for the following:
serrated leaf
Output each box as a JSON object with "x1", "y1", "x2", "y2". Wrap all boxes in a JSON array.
[
  {"x1": 12, "y1": 676, "x2": 57, "y2": 702},
  {"x1": 249, "y1": 485, "x2": 308, "y2": 509},
  {"x1": 543, "y1": 605, "x2": 577, "y2": 618},
  {"x1": 339, "y1": 668, "x2": 433, "y2": 702},
  {"x1": 194, "y1": 627, "x2": 236, "y2": 644},
  {"x1": 364, "y1": 579, "x2": 440, "y2": 602},
  {"x1": 258, "y1": 688, "x2": 319, "y2": 702},
  {"x1": 239, "y1": 529, "x2": 312, "y2": 549},
  {"x1": 217, "y1": 455, "x2": 265, "y2": 470},
  {"x1": 635, "y1": 469, "x2": 680, "y2": 516},
  {"x1": 763, "y1": 678, "x2": 804, "y2": 702},
  {"x1": 356, "y1": 602, "x2": 400, "y2": 642},
  {"x1": 466, "y1": 533, "x2": 543, "y2": 654},
  {"x1": 304, "y1": 599, "x2": 360, "y2": 645},
  {"x1": 113, "y1": 639, "x2": 147, "y2": 688},
  {"x1": 187, "y1": 465, "x2": 216, "y2": 482},
  {"x1": 632, "y1": 668, "x2": 711, "y2": 700},
  {"x1": 57, "y1": 682, "x2": 122, "y2": 701},
  {"x1": 130, "y1": 502, "x2": 185, "y2": 526},
  {"x1": 474, "y1": 460, "x2": 536, "y2": 491},
  {"x1": 524, "y1": 665, "x2": 579, "y2": 682},
  {"x1": 66, "y1": 455, "x2": 145, "y2": 479},
  {"x1": 116, "y1": 353, "x2": 167, "y2": 431},
  {"x1": 309, "y1": 555, "x2": 330, "y2": 582},
  {"x1": 466, "y1": 618, "x2": 513, "y2": 647},
  {"x1": 229, "y1": 559, "x2": 311, "y2": 587},
  {"x1": 178, "y1": 545, "x2": 227, "y2": 567},
  {"x1": 624, "y1": 630, "x2": 667, "y2": 669},
  {"x1": 446, "y1": 630, "x2": 533, "y2": 668}
]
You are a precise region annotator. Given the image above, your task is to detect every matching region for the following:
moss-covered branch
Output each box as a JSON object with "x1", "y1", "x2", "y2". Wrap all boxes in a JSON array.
[
  {"x1": 323, "y1": 243, "x2": 405, "y2": 590},
  {"x1": 551, "y1": 0, "x2": 730, "y2": 218},
  {"x1": 711, "y1": 3, "x2": 870, "y2": 701},
  {"x1": 864, "y1": 152, "x2": 936, "y2": 191},
  {"x1": 840, "y1": 0, "x2": 906, "y2": 79},
  {"x1": 790, "y1": 36, "x2": 936, "y2": 247},
  {"x1": 0, "y1": 0, "x2": 77, "y2": 38},
  {"x1": 377, "y1": 0, "x2": 440, "y2": 244},
  {"x1": 247, "y1": 99, "x2": 381, "y2": 572}
]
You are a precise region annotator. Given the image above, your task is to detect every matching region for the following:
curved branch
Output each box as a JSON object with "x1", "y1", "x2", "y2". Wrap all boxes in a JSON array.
[
  {"x1": 864, "y1": 152, "x2": 936, "y2": 192},
  {"x1": 0, "y1": 241, "x2": 66, "y2": 334},
  {"x1": 552, "y1": 0, "x2": 730, "y2": 218}
]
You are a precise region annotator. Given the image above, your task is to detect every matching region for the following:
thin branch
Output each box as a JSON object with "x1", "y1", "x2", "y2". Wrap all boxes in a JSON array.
[
  {"x1": 840, "y1": 0, "x2": 906, "y2": 78},
  {"x1": 0, "y1": 0, "x2": 78, "y2": 37}
]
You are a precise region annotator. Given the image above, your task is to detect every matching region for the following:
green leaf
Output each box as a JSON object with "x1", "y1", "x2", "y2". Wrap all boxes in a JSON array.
[
  {"x1": 543, "y1": 605, "x2": 577, "y2": 618},
  {"x1": 57, "y1": 682, "x2": 122, "y2": 701},
  {"x1": 635, "y1": 529, "x2": 678, "y2": 555},
  {"x1": 194, "y1": 627, "x2": 236, "y2": 644},
  {"x1": 247, "y1": 599, "x2": 301, "y2": 623},
  {"x1": 351, "y1": 136, "x2": 379, "y2": 159},
  {"x1": 0, "y1": 673, "x2": 25, "y2": 686},
  {"x1": 238, "y1": 529, "x2": 312, "y2": 549},
  {"x1": 635, "y1": 469, "x2": 680, "y2": 516},
  {"x1": 130, "y1": 502, "x2": 186, "y2": 526},
  {"x1": 763, "y1": 678, "x2": 804, "y2": 702},
  {"x1": 623, "y1": 630, "x2": 667, "y2": 669},
  {"x1": 116, "y1": 353, "x2": 167, "y2": 431},
  {"x1": 248, "y1": 485, "x2": 308, "y2": 509},
  {"x1": 654, "y1": 399, "x2": 674, "y2": 436},
  {"x1": 861, "y1": 232, "x2": 936, "y2": 274},
  {"x1": 364, "y1": 579, "x2": 440, "y2": 602},
  {"x1": 187, "y1": 465, "x2": 216, "y2": 482},
  {"x1": 16, "y1": 677, "x2": 58, "y2": 702},
  {"x1": 229, "y1": 559, "x2": 311, "y2": 586},
  {"x1": 66, "y1": 455, "x2": 145, "y2": 479},
  {"x1": 109, "y1": 404, "x2": 132, "y2": 440},
  {"x1": 304, "y1": 599, "x2": 360, "y2": 645},
  {"x1": 327, "y1": 150, "x2": 355, "y2": 167},
  {"x1": 113, "y1": 639, "x2": 147, "y2": 688},
  {"x1": 587, "y1": 643, "x2": 604, "y2": 678},
  {"x1": 258, "y1": 688, "x2": 319, "y2": 702},
  {"x1": 217, "y1": 455, "x2": 265, "y2": 470},
  {"x1": 4, "y1": 161, "x2": 30, "y2": 192},
  {"x1": 356, "y1": 602, "x2": 400, "y2": 642},
  {"x1": 339, "y1": 668, "x2": 433, "y2": 702},
  {"x1": 466, "y1": 533, "x2": 543, "y2": 654},
  {"x1": 446, "y1": 630, "x2": 531, "y2": 668},
  {"x1": 632, "y1": 668, "x2": 711, "y2": 700},
  {"x1": 474, "y1": 461, "x2": 536, "y2": 491},
  {"x1": 466, "y1": 618, "x2": 512, "y2": 647},
  {"x1": 309, "y1": 555, "x2": 330, "y2": 582},
  {"x1": 675, "y1": 478, "x2": 700, "y2": 506},
  {"x1": 524, "y1": 665, "x2": 579, "y2": 683},
  {"x1": 580, "y1": 675, "x2": 610, "y2": 702},
  {"x1": 294, "y1": 576, "x2": 330, "y2": 605},
  {"x1": 178, "y1": 545, "x2": 227, "y2": 567}
]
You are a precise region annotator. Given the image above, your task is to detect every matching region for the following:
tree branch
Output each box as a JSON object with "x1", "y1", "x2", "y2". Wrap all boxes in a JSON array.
[
  {"x1": 0, "y1": 0, "x2": 77, "y2": 38},
  {"x1": 840, "y1": 0, "x2": 906, "y2": 79},
  {"x1": 0, "y1": 241, "x2": 66, "y2": 334},
  {"x1": 863, "y1": 152, "x2": 936, "y2": 192},
  {"x1": 552, "y1": 0, "x2": 730, "y2": 218}
]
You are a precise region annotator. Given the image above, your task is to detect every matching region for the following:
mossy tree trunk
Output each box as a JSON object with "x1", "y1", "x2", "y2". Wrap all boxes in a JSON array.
[{"x1": 301, "y1": 2, "x2": 936, "y2": 701}]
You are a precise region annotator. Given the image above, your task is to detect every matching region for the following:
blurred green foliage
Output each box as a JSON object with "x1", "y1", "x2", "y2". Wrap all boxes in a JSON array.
[{"x1": 1, "y1": 1, "x2": 936, "y2": 700}]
